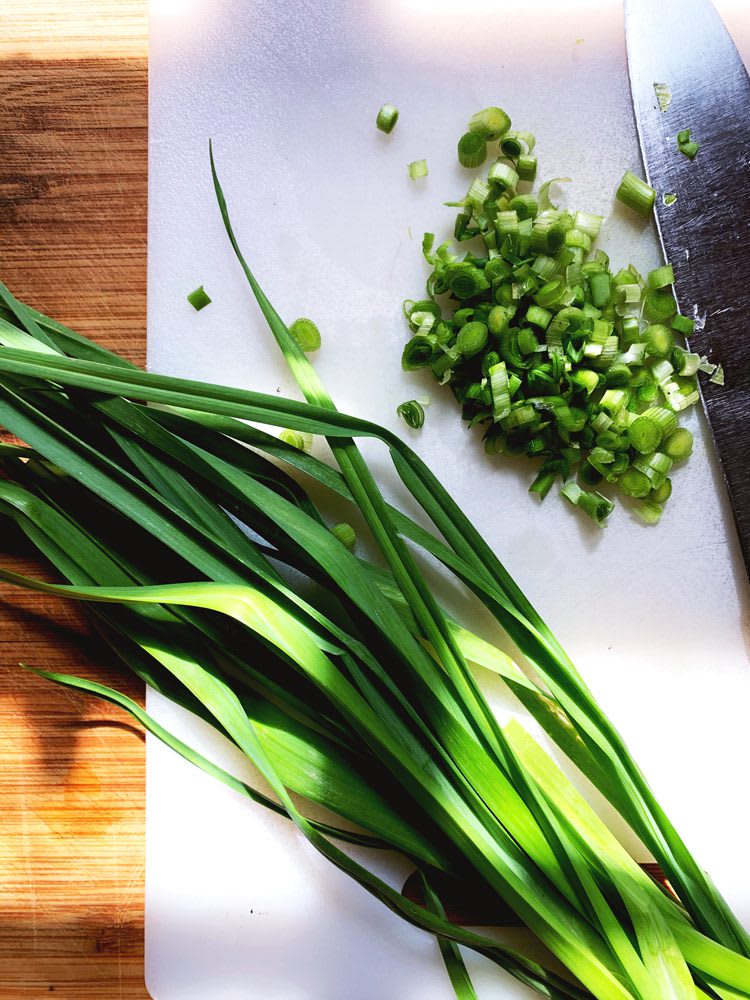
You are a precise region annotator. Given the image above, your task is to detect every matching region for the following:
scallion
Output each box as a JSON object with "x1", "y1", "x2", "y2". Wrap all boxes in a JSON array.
[
  {"x1": 654, "y1": 82, "x2": 672, "y2": 112},
  {"x1": 331, "y1": 522, "x2": 356, "y2": 550},
  {"x1": 376, "y1": 103, "x2": 399, "y2": 134},
  {"x1": 187, "y1": 285, "x2": 212, "y2": 311},
  {"x1": 467, "y1": 106, "x2": 510, "y2": 140},
  {"x1": 457, "y1": 131, "x2": 487, "y2": 169},
  {"x1": 615, "y1": 170, "x2": 656, "y2": 216},
  {"x1": 663, "y1": 427, "x2": 693, "y2": 461},
  {"x1": 677, "y1": 127, "x2": 699, "y2": 159},
  {"x1": 279, "y1": 428, "x2": 313, "y2": 453},
  {"x1": 396, "y1": 399, "x2": 426, "y2": 429},
  {"x1": 289, "y1": 317, "x2": 322, "y2": 352}
]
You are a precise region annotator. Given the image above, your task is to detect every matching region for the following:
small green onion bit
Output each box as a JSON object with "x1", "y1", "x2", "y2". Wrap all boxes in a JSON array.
[
  {"x1": 397, "y1": 399, "x2": 426, "y2": 429},
  {"x1": 650, "y1": 478, "x2": 673, "y2": 504},
  {"x1": 456, "y1": 321, "x2": 488, "y2": 357},
  {"x1": 376, "y1": 103, "x2": 399, "y2": 134},
  {"x1": 516, "y1": 155, "x2": 538, "y2": 181},
  {"x1": 331, "y1": 522, "x2": 356, "y2": 550},
  {"x1": 408, "y1": 159, "x2": 428, "y2": 181},
  {"x1": 457, "y1": 132, "x2": 487, "y2": 169},
  {"x1": 289, "y1": 317, "x2": 321, "y2": 353},
  {"x1": 467, "y1": 106, "x2": 511, "y2": 140},
  {"x1": 654, "y1": 82, "x2": 672, "y2": 112},
  {"x1": 628, "y1": 416, "x2": 662, "y2": 454},
  {"x1": 561, "y1": 481, "x2": 614, "y2": 526},
  {"x1": 616, "y1": 170, "x2": 656, "y2": 216},
  {"x1": 187, "y1": 285, "x2": 212, "y2": 311},
  {"x1": 279, "y1": 429, "x2": 313, "y2": 453},
  {"x1": 620, "y1": 466, "x2": 652, "y2": 498},
  {"x1": 635, "y1": 500, "x2": 664, "y2": 525},
  {"x1": 677, "y1": 128, "x2": 699, "y2": 160},
  {"x1": 663, "y1": 427, "x2": 693, "y2": 461},
  {"x1": 663, "y1": 192, "x2": 678, "y2": 206},
  {"x1": 647, "y1": 263, "x2": 674, "y2": 289}
]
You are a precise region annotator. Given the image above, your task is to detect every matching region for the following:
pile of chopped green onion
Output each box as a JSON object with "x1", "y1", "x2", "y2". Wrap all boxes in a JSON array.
[
  {"x1": 401, "y1": 108, "x2": 716, "y2": 525},
  {"x1": 0, "y1": 151, "x2": 748, "y2": 1000}
]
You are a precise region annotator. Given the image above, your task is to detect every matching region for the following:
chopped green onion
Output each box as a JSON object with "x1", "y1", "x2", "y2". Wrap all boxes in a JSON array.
[
  {"x1": 654, "y1": 82, "x2": 672, "y2": 112},
  {"x1": 457, "y1": 131, "x2": 487, "y2": 169},
  {"x1": 561, "y1": 480, "x2": 614, "y2": 525},
  {"x1": 487, "y1": 160, "x2": 519, "y2": 191},
  {"x1": 279, "y1": 429, "x2": 313, "y2": 453},
  {"x1": 664, "y1": 427, "x2": 693, "y2": 461},
  {"x1": 525, "y1": 305, "x2": 551, "y2": 329},
  {"x1": 330, "y1": 522, "x2": 356, "y2": 550},
  {"x1": 465, "y1": 178, "x2": 490, "y2": 209},
  {"x1": 489, "y1": 362, "x2": 511, "y2": 421},
  {"x1": 677, "y1": 128, "x2": 699, "y2": 159},
  {"x1": 663, "y1": 192, "x2": 678, "y2": 206},
  {"x1": 573, "y1": 211, "x2": 603, "y2": 239},
  {"x1": 633, "y1": 451, "x2": 673, "y2": 486},
  {"x1": 402, "y1": 334, "x2": 437, "y2": 371},
  {"x1": 698, "y1": 356, "x2": 717, "y2": 375},
  {"x1": 641, "y1": 405, "x2": 678, "y2": 437},
  {"x1": 516, "y1": 155, "x2": 537, "y2": 181},
  {"x1": 616, "y1": 170, "x2": 656, "y2": 216},
  {"x1": 376, "y1": 103, "x2": 399, "y2": 134},
  {"x1": 289, "y1": 317, "x2": 322, "y2": 353},
  {"x1": 643, "y1": 323, "x2": 674, "y2": 358},
  {"x1": 589, "y1": 271, "x2": 612, "y2": 308},
  {"x1": 710, "y1": 364, "x2": 725, "y2": 386},
  {"x1": 628, "y1": 415, "x2": 662, "y2": 454},
  {"x1": 408, "y1": 159, "x2": 428, "y2": 181},
  {"x1": 643, "y1": 289, "x2": 677, "y2": 323},
  {"x1": 650, "y1": 478, "x2": 673, "y2": 504},
  {"x1": 647, "y1": 263, "x2": 675, "y2": 289},
  {"x1": 401, "y1": 111, "x2": 702, "y2": 525},
  {"x1": 499, "y1": 130, "x2": 535, "y2": 159},
  {"x1": 467, "y1": 106, "x2": 511, "y2": 140},
  {"x1": 187, "y1": 285, "x2": 212, "y2": 311},
  {"x1": 487, "y1": 305, "x2": 512, "y2": 336},
  {"x1": 671, "y1": 313, "x2": 695, "y2": 336},
  {"x1": 509, "y1": 194, "x2": 538, "y2": 220},
  {"x1": 396, "y1": 399, "x2": 426, "y2": 429},
  {"x1": 672, "y1": 347, "x2": 701, "y2": 376},
  {"x1": 456, "y1": 321, "x2": 489, "y2": 358},
  {"x1": 635, "y1": 500, "x2": 664, "y2": 525},
  {"x1": 620, "y1": 466, "x2": 652, "y2": 498}
]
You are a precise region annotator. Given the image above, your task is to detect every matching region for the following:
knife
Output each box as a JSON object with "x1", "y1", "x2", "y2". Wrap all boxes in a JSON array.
[{"x1": 625, "y1": 0, "x2": 750, "y2": 574}]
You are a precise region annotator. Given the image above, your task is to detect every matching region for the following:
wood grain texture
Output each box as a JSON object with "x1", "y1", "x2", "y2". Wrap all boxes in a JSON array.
[{"x1": 0, "y1": 4, "x2": 149, "y2": 997}]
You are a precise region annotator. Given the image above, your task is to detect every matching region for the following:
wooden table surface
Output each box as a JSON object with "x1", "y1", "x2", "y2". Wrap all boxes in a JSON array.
[{"x1": 0, "y1": 3, "x2": 149, "y2": 997}]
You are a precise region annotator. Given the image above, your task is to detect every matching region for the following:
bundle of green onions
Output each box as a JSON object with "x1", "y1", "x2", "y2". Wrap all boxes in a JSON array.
[
  {"x1": 402, "y1": 109, "x2": 709, "y2": 526},
  {"x1": 0, "y1": 153, "x2": 748, "y2": 1000}
]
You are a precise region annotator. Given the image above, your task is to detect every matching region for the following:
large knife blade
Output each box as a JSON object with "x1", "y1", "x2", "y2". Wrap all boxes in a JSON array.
[{"x1": 626, "y1": 0, "x2": 750, "y2": 571}]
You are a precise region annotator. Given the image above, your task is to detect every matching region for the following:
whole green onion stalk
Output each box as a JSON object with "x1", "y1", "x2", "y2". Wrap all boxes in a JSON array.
[{"x1": 0, "y1": 150, "x2": 746, "y2": 1000}]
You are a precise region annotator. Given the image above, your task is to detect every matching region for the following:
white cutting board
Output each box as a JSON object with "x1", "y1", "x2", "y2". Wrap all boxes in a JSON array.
[{"x1": 146, "y1": 1, "x2": 750, "y2": 997}]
